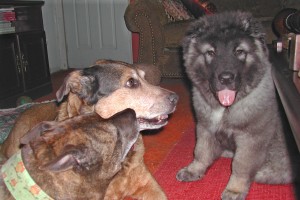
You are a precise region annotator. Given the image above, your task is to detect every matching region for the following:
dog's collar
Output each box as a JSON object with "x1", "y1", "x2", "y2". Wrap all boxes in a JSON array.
[{"x1": 1, "y1": 150, "x2": 54, "y2": 200}]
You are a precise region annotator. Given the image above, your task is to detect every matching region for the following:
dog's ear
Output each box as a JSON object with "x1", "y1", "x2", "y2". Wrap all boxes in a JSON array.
[
  {"x1": 182, "y1": 19, "x2": 208, "y2": 65},
  {"x1": 39, "y1": 149, "x2": 77, "y2": 172},
  {"x1": 110, "y1": 109, "x2": 139, "y2": 161},
  {"x1": 111, "y1": 108, "x2": 137, "y2": 137},
  {"x1": 56, "y1": 71, "x2": 83, "y2": 102},
  {"x1": 20, "y1": 121, "x2": 57, "y2": 145},
  {"x1": 238, "y1": 12, "x2": 268, "y2": 53},
  {"x1": 239, "y1": 12, "x2": 265, "y2": 39},
  {"x1": 56, "y1": 70, "x2": 96, "y2": 103},
  {"x1": 40, "y1": 144, "x2": 101, "y2": 174},
  {"x1": 183, "y1": 18, "x2": 208, "y2": 44}
]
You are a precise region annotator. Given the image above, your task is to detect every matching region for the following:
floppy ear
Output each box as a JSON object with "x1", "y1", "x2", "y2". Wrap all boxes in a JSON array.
[
  {"x1": 111, "y1": 109, "x2": 137, "y2": 140},
  {"x1": 111, "y1": 109, "x2": 139, "y2": 161},
  {"x1": 56, "y1": 70, "x2": 97, "y2": 103},
  {"x1": 39, "y1": 151, "x2": 77, "y2": 172},
  {"x1": 40, "y1": 145, "x2": 101, "y2": 174},
  {"x1": 20, "y1": 121, "x2": 58, "y2": 145},
  {"x1": 56, "y1": 71, "x2": 83, "y2": 102}
]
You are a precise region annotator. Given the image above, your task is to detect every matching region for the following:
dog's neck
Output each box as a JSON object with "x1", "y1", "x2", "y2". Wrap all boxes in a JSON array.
[
  {"x1": 1, "y1": 151, "x2": 54, "y2": 200},
  {"x1": 57, "y1": 93, "x2": 94, "y2": 121},
  {"x1": 3, "y1": 145, "x2": 110, "y2": 200}
]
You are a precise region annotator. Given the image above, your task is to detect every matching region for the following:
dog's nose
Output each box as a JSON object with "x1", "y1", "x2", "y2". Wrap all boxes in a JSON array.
[
  {"x1": 218, "y1": 72, "x2": 235, "y2": 85},
  {"x1": 168, "y1": 93, "x2": 179, "y2": 105}
]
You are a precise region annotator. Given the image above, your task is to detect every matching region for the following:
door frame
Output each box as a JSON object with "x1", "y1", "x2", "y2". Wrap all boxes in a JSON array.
[{"x1": 54, "y1": 0, "x2": 68, "y2": 70}]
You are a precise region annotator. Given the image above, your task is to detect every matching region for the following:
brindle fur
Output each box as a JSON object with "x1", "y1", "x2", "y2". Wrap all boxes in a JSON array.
[{"x1": 1, "y1": 109, "x2": 140, "y2": 200}]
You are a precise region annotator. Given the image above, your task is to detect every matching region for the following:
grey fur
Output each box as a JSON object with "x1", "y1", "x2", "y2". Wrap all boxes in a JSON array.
[{"x1": 176, "y1": 11, "x2": 295, "y2": 200}]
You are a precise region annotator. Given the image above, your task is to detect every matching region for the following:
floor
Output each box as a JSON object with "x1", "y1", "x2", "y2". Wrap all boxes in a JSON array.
[{"x1": 35, "y1": 69, "x2": 195, "y2": 173}]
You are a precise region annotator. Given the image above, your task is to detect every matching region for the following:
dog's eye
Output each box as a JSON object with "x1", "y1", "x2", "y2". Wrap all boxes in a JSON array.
[
  {"x1": 126, "y1": 78, "x2": 139, "y2": 88},
  {"x1": 206, "y1": 50, "x2": 215, "y2": 57},
  {"x1": 235, "y1": 49, "x2": 245, "y2": 56},
  {"x1": 234, "y1": 49, "x2": 247, "y2": 61}
]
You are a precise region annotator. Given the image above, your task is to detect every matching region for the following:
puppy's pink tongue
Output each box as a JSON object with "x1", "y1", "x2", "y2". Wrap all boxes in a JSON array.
[{"x1": 217, "y1": 89, "x2": 236, "y2": 107}]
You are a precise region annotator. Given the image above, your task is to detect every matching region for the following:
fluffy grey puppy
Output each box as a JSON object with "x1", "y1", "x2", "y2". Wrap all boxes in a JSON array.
[{"x1": 176, "y1": 11, "x2": 297, "y2": 200}]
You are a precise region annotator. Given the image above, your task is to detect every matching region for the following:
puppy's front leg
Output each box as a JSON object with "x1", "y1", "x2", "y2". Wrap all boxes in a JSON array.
[
  {"x1": 222, "y1": 136, "x2": 267, "y2": 200},
  {"x1": 176, "y1": 124, "x2": 222, "y2": 182}
]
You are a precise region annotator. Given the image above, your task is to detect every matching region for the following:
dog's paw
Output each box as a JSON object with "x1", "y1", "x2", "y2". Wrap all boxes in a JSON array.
[
  {"x1": 221, "y1": 189, "x2": 246, "y2": 200},
  {"x1": 176, "y1": 167, "x2": 201, "y2": 182}
]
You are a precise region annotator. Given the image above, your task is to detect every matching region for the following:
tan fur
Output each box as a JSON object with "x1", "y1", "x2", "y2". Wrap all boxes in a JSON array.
[
  {"x1": 57, "y1": 93, "x2": 94, "y2": 121},
  {"x1": 95, "y1": 67, "x2": 173, "y2": 119},
  {"x1": 95, "y1": 59, "x2": 161, "y2": 85},
  {"x1": 1, "y1": 102, "x2": 58, "y2": 157},
  {"x1": 104, "y1": 136, "x2": 167, "y2": 199},
  {"x1": 1, "y1": 60, "x2": 174, "y2": 199},
  {"x1": 1, "y1": 94, "x2": 90, "y2": 158}
]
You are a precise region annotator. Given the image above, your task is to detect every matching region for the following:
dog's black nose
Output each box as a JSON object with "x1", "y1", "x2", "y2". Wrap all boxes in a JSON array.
[
  {"x1": 168, "y1": 93, "x2": 179, "y2": 105},
  {"x1": 218, "y1": 72, "x2": 235, "y2": 85}
]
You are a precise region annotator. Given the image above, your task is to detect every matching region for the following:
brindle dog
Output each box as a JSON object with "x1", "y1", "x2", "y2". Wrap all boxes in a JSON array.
[
  {"x1": 1, "y1": 60, "x2": 178, "y2": 199},
  {"x1": 0, "y1": 109, "x2": 140, "y2": 199}
]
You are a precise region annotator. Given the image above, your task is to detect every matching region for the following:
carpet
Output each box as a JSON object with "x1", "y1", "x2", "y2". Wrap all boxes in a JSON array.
[{"x1": 154, "y1": 126, "x2": 296, "y2": 200}]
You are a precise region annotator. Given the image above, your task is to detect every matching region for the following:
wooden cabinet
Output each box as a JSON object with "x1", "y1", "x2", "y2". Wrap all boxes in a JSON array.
[
  {"x1": 0, "y1": 34, "x2": 23, "y2": 100},
  {"x1": 0, "y1": 1, "x2": 52, "y2": 108}
]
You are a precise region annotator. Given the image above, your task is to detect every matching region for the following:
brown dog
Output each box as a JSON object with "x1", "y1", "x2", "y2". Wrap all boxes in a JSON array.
[
  {"x1": 1, "y1": 60, "x2": 170, "y2": 156},
  {"x1": 1, "y1": 60, "x2": 178, "y2": 199},
  {"x1": 0, "y1": 109, "x2": 140, "y2": 199}
]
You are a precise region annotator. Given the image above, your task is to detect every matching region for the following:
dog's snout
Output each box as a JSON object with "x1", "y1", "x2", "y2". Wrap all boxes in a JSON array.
[
  {"x1": 168, "y1": 93, "x2": 179, "y2": 105},
  {"x1": 218, "y1": 72, "x2": 235, "y2": 85}
]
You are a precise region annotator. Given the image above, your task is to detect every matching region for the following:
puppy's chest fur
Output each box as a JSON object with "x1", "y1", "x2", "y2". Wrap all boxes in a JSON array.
[{"x1": 206, "y1": 106, "x2": 250, "y2": 150}]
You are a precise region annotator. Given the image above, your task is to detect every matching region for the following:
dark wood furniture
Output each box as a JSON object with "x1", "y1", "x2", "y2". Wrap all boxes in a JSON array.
[
  {"x1": 270, "y1": 47, "x2": 300, "y2": 199},
  {"x1": 271, "y1": 48, "x2": 300, "y2": 152},
  {"x1": 0, "y1": 1, "x2": 52, "y2": 109}
]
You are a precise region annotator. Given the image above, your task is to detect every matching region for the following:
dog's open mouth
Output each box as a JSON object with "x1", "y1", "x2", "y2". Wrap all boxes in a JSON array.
[{"x1": 138, "y1": 114, "x2": 169, "y2": 130}]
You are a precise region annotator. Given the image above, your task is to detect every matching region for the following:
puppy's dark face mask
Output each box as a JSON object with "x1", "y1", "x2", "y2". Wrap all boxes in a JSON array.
[{"x1": 182, "y1": 12, "x2": 268, "y2": 107}]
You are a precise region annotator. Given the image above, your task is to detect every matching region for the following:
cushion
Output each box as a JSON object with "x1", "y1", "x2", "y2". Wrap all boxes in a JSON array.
[
  {"x1": 163, "y1": 20, "x2": 194, "y2": 48},
  {"x1": 181, "y1": 0, "x2": 217, "y2": 18},
  {"x1": 160, "y1": 0, "x2": 194, "y2": 21}
]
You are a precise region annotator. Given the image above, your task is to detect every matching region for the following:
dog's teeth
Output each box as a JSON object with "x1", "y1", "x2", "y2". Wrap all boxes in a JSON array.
[{"x1": 158, "y1": 115, "x2": 168, "y2": 120}]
